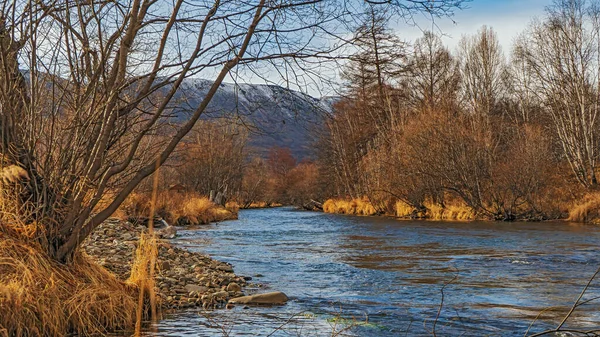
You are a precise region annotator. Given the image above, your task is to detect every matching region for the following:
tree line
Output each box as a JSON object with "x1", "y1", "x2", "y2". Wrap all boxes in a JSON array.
[
  {"x1": 317, "y1": 0, "x2": 600, "y2": 221},
  {"x1": 150, "y1": 119, "x2": 320, "y2": 209}
]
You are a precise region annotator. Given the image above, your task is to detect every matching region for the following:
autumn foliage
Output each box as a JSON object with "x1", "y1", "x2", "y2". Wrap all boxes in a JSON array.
[{"x1": 316, "y1": 7, "x2": 596, "y2": 221}]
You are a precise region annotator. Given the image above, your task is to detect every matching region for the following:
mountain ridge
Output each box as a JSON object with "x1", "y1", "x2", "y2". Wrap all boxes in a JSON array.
[{"x1": 173, "y1": 79, "x2": 337, "y2": 160}]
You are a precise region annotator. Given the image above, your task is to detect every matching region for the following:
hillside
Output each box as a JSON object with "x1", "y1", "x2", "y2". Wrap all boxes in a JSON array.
[{"x1": 173, "y1": 79, "x2": 335, "y2": 160}]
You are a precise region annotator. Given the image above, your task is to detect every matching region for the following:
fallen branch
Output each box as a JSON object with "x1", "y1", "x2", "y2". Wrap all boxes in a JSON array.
[{"x1": 526, "y1": 266, "x2": 600, "y2": 337}]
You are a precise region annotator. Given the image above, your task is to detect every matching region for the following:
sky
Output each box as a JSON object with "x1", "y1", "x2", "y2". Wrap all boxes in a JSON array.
[
  {"x1": 226, "y1": 0, "x2": 556, "y2": 97},
  {"x1": 397, "y1": 0, "x2": 554, "y2": 53}
]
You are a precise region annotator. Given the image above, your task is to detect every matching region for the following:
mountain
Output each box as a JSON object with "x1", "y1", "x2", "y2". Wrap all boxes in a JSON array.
[
  {"x1": 24, "y1": 70, "x2": 336, "y2": 160},
  {"x1": 172, "y1": 79, "x2": 336, "y2": 160}
]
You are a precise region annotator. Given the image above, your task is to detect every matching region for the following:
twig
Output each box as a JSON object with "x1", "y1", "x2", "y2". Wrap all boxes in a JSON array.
[
  {"x1": 526, "y1": 266, "x2": 600, "y2": 337},
  {"x1": 266, "y1": 310, "x2": 310, "y2": 337},
  {"x1": 433, "y1": 269, "x2": 459, "y2": 337},
  {"x1": 557, "y1": 266, "x2": 600, "y2": 330}
]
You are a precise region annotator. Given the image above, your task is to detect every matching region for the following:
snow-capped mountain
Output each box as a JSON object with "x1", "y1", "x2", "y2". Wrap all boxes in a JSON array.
[{"x1": 172, "y1": 79, "x2": 336, "y2": 160}]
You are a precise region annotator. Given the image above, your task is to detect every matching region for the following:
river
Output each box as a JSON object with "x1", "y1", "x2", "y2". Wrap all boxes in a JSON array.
[{"x1": 142, "y1": 207, "x2": 600, "y2": 336}]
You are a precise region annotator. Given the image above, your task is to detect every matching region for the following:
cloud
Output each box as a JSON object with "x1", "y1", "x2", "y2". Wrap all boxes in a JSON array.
[{"x1": 393, "y1": 0, "x2": 553, "y2": 53}]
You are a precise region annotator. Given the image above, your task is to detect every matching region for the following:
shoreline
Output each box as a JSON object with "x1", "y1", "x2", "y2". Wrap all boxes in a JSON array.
[
  {"x1": 83, "y1": 219, "x2": 250, "y2": 310},
  {"x1": 321, "y1": 210, "x2": 576, "y2": 223}
]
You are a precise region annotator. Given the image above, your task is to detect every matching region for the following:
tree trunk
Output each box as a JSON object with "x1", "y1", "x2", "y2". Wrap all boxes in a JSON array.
[{"x1": 0, "y1": 18, "x2": 69, "y2": 261}]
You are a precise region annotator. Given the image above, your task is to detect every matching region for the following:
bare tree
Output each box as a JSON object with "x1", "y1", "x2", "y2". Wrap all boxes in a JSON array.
[
  {"x1": 176, "y1": 119, "x2": 248, "y2": 196},
  {"x1": 1, "y1": 0, "x2": 346, "y2": 262},
  {"x1": 0, "y1": 0, "x2": 468, "y2": 262},
  {"x1": 515, "y1": 0, "x2": 600, "y2": 188},
  {"x1": 458, "y1": 25, "x2": 507, "y2": 117},
  {"x1": 406, "y1": 31, "x2": 460, "y2": 113}
]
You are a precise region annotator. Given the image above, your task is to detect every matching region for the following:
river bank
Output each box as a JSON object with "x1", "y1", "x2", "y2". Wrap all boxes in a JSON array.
[
  {"x1": 321, "y1": 196, "x2": 600, "y2": 223},
  {"x1": 1, "y1": 213, "x2": 286, "y2": 336},
  {"x1": 82, "y1": 218, "x2": 249, "y2": 310},
  {"x1": 141, "y1": 207, "x2": 600, "y2": 336}
]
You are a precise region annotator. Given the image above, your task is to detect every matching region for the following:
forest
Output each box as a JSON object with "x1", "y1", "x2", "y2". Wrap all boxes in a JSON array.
[{"x1": 157, "y1": 0, "x2": 600, "y2": 223}]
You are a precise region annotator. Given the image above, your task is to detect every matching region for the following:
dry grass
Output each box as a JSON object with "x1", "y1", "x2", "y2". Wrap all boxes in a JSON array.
[
  {"x1": 424, "y1": 200, "x2": 475, "y2": 221},
  {"x1": 323, "y1": 198, "x2": 378, "y2": 216},
  {"x1": 394, "y1": 199, "x2": 474, "y2": 220},
  {"x1": 120, "y1": 191, "x2": 238, "y2": 226},
  {"x1": 0, "y1": 228, "x2": 139, "y2": 336},
  {"x1": 129, "y1": 232, "x2": 159, "y2": 333},
  {"x1": 322, "y1": 197, "x2": 476, "y2": 221},
  {"x1": 568, "y1": 192, "x2": 600, "y2": 224},
  {"x1": 394, "y1": 200, "x2": 415, "y2": 218},
  {"x1": 0, "y1": 210, "x2": 163, "y2": 337},
  {"x1": 225, "y1": 201, "x2": 240, "y2": 214}
]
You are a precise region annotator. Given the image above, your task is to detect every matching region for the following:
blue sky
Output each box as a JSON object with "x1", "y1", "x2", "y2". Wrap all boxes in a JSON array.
[
  {"x1": 227, "y1": 0, "x2": 556, "y2": 97},
  {"x1": 396, "y1": 0, "x2": 554, "y2": 53}
]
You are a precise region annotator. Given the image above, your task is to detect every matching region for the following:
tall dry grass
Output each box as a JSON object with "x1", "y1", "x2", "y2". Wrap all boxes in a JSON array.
[
  {"x1": 130, "y1": 233, "x2": 159, "y2": 334},
  {"x1": 568, "y1": 192, "x2": 600, "y2": 224},
  {"x1": 0, "y1": 229, "x2": 139, "y2": 336},
  {"x1": 424, "y1": 200, "x2": 475, "y2": 221},
  {"x1": 324, "y1": 197, "x2": 475, "y2": 221},
  {"x1": 0, "y1": 165, "x2": 163, "y2": 336},
  {"x1": 120, "y1": 191, "x2": 238, "y2": 225},
  {"x1": 394, "y1": 199, "x2": 474, "y2": 220},
  {"x1": 323, "y1": 198, "x2": 378, "y2": 216},
  {"x1": 394, "y1": 200, "x2": 416, "y2": 218},
  {"x1": 241, "y1": 201, "x2": 283, "y2": 209}
]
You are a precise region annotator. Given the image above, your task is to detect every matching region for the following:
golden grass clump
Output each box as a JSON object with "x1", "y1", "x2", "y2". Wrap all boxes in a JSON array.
[
  {"x1": 394, "y1": 200, "x2": 415, "y2": 217},
  {"x1": 393, "y1": 199, "x2": 475, "y2": 220},
  {"x1": 322, "y1": 198, "x2": 378, "y2": 216},
  {"x1": 119, "y1": 191, "x2": 238, "y2": 226},
  {"x1": 247, "y1": 201, "x2": 269, "y2": 208},
  {"x1": 322, "y1": 199, "x2": 338, "y2": 214},
  {"x1": 179, "y1": 196, "x2": 236, "y2": 225},
  {"x1": 241, "y1": 201, "x2": 282, "y2": 209},
  {"x1": 568, "y1": 192, "x2": 600, "y2": 224},
  {"x1": 129, "y1": 232, "x2": 159, "y2": 332},
  {"x1": 225, "y1": 200, "x2": 240, "y2": 214},
  {"x1": 0, "y1": 230, "x2": 139, "y2": 336},
  {"x1": 424, "y1": 200, "x2": 475, "y2": 221}
]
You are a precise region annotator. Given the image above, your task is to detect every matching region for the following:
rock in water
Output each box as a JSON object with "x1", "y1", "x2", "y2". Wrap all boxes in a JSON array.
[
  {"x1": 228, "y1": 291, "x2": 288, "y2": 305},
  {"x1": 226, "y1": 282, "x2": 241, "y2": 292},
  {"x1": 157, "y1": 226, "x2": 177, "y2": 239},
  {"x1": 217, "y1": 264, "x2": 234, "y2": 273}
]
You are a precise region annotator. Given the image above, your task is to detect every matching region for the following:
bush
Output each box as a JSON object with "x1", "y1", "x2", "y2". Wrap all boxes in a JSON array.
[
  {"x1": 323, "y1": 198, "x2": 378, "y2": 216},
  {"x1": 119, "y1": 191, "x2": 238, "y2": 226},
  {"x1": 568, "y1": 193, "x2": 600, "y2": 224}
]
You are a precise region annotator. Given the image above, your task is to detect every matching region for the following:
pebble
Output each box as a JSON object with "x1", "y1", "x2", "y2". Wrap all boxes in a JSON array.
[
  {"x1": 82, "y1": 219, "x2": 247, "y2": 310},
  {"x1": 227, "y1": 282, "x2": 241, "y2": 292}
]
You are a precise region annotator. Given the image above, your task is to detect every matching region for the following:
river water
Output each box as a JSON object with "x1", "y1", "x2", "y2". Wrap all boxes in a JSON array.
[{"x1": 142, "y1": 207, "x2": 600, "y2": 336}]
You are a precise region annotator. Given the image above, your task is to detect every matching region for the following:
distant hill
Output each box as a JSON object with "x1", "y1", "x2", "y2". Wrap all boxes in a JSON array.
[
  {"x1": 172, "y1": 79, "x2": 336, "y2": 160},
  {"x1": 25, "y1": 70, "x2": 336, "y2": 160}
]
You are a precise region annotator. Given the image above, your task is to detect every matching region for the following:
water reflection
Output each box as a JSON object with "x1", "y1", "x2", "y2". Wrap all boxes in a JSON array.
[{"x1": 142, "y1": 208, "x2": 600, "y2": 336}]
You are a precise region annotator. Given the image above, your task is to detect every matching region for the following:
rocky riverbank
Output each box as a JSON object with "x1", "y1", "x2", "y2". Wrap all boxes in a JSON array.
[{"x1": 83, "y1": 219, "x2": 249, "y2": 310}]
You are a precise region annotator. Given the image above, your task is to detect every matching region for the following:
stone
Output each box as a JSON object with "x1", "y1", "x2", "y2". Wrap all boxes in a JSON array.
[
  {"x1": 159, "y1": 260, "x2": 171, "y2": 271},
  {"x1": 158, "y1": 226, "x2": 177, "y2": 239},
  {"x1": 217, "y1": 264, "x2": 233, "y2": 273},
  {"x1": 228, "y1": 291, "x2": 288, "y2": 305},
  {"x1": 184, "y1": 284, "x2": 208, "y2": 294},
  {"x1": 213, "y1": 291, "x2": 229, "y2": 300},
  {"x1": 84, "y1": 218, "x2": 245, "y2": 311},
  {"x1": 226, "y1": 282, "x2": 241, "y2": 292}
]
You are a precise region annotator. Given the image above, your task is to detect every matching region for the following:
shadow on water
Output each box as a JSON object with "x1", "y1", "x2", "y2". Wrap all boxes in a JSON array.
[{"x1": 140, "y1": 207, "x2": 600, "y2": 336}]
